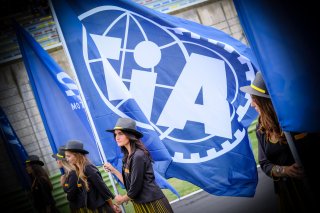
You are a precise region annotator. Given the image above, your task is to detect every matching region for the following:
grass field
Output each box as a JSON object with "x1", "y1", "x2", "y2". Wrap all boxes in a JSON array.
[
  {"x1": 248, "y1": 119, "x2": 258, "y2": 163},
  {"x1": 119, "y1": 120, "x2": 259, "y2": 212}
]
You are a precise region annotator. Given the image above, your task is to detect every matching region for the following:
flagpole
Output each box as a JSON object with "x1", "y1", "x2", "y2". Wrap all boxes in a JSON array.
[
  {"x1": 283, "y1": 132, "x2": 302, "y2": 165},
  {"x1": 48, "y1": 1, "x2": 125, "y2": 212},
  {"x1": 283, "y1": 131, "x2": 313, "y2": 199}
]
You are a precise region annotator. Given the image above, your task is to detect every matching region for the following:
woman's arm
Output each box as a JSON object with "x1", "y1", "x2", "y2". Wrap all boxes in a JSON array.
[
  {"x1": 256, "y1": 130, "x2": 274, "y2": 177},
  {"x1": 114, "y1": 194, "x2": 131, "y2": 205},
  {"x1": 86, "y1": 164, "x2": 115, "y2": 199},
  {"x1": 104, "y1": 162, "x2": 124, "y2": 184},
  {"x1": 64, "y1": 171, "x2": 80, "y2": 201}
]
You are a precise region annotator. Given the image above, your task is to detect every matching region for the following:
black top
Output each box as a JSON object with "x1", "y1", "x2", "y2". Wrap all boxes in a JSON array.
[
  {"x1": 122, "y1": 149, "x2": 164, "y2": 204},
  {"x1": 85, "y1": 163, "x2": 115, "y2": 210},
  {"x1": 63, "y1": 170, "x2": 86, "y2": 209},
  {"x1": 31, "y1": 176, "x2": 57, "y2": 212},
  {"x1": 257, "y1": 128, "x2": 294, "y2": 177},
  {"x1": 257, "y1": 124, "x2": 320, "y2": 195}
]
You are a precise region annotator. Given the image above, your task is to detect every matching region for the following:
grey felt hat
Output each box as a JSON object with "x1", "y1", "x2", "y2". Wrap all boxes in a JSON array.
[
  {"x1": 25, "y1": 155, "x2": 44, "y2": 166},
  {"x1": 240, "y1": 71, "x2": 270, "y2": 98},
  {"x1": 106, "y1": 117, "x2": 143, "y2": 138},
  {"x1": 52, "y1": 145, "x2": 66, "y2": 160},
  {"x1": 62, "y1": 140, "x2": 89, "y2": 154}
]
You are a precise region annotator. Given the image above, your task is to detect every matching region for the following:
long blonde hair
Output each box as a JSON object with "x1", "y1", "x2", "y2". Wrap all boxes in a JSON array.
[
  {"x1": 61, "y1": 160, "x2": 75, "y2": 174},
  {"x1": 71, "y1": 152, "x2": 90, "y2": 191}
]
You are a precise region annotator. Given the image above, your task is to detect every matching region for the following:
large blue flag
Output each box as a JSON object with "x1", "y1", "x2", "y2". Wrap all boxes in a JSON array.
[
  {"x1": 0, "y1": 107, "x2": 30, "y2": 190},
  {"x1": 234, "y1": 0, "x2": 320, "y2": 132},
  {"x1": 15, "y1": 20, "x2": 179, "y2": 197},
  {"x1": 15, "y1": 22, "x2": 102, "y2": 165},
  {"x1": 50, "y1": 0, "x2": 258, "y2": 196}
]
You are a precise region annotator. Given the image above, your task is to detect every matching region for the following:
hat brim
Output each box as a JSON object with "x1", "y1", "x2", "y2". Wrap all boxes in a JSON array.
[
  {"x1": 26, "y1": 160, "x2": 44, "y2": 166},
  {"x1": 62, "y1": 148, "x2": 89, "y2": 154},
  {"x1": 240, "y1": 85, "x2": 270, "y2": 98},
  {"x1": 51, "y1": 154, "x2": 65, "y2": 160},
  {"x1": 106, "y1": 128, "x2": 143, "y2": 139}
]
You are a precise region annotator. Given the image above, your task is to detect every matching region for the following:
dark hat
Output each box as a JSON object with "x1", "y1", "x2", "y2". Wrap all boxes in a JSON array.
[
  {"x1": 52, "y1": 145, "x2": 66, "y2": 160},
  {"x1": 25, "y1": 155, "x2": 44, "y2": 166},
  {"x1": 240, "y1": 71, "x2": 270, "y2": 98},
  {"x1": 62, "y1": 140, "x2": 89, "y2": 154},
  {"x1": 106, "y1": 117, "x2": 143, "y2": 139}
]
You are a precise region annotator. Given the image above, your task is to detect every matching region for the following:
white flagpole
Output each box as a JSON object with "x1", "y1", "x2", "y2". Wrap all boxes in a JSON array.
[{"x1": 48, "y1": 1, "x2": 125, "y2": 212}]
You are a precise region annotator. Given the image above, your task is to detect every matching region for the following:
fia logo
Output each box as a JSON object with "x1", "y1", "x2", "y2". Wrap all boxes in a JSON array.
[{"x1": 79, "y1": 6, "x2": 255, "y2": 163}]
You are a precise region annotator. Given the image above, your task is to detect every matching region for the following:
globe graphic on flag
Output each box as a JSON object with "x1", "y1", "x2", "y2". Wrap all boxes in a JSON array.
[{"x1": 79, "y1": 7, "x2": 255, "y2": 163}]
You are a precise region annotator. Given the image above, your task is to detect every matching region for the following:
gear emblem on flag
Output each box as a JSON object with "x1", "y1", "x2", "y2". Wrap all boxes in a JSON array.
[{"x1": 79, "y1": 6, "x2": 257, "y2": 163}]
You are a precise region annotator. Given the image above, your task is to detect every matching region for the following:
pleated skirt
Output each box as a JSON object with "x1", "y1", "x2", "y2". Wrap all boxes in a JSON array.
[
  {"x1": 132, "y1": 197, "x2": 174, "y2": 213},
  {"x1": 71, "y1": 203, "x2": 114, "y2": 213}
]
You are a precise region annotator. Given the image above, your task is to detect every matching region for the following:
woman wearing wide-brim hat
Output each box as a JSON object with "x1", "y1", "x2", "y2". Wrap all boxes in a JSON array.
[
  {"x1": 240, "y1": 71, "x2": 318, "y2": 212},
  {"x1": 52, "y1": 146, "x2": 86, "y2": 213},
  {"x1": 104, "y1": 117, "x2": 174, "y2": 213},
  {"x1": 25, "y1": 155, "x2": 59, "y2": 213},
  {"x1": 52, "y1": 145, "x2": 71, "y2": 175},
  {"x1": 63, "y1": 140, "x2": 116, "y2": 213}
]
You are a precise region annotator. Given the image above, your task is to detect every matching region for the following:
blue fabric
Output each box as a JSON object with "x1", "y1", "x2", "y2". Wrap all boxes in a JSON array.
[
  {"x1": 154, "y1": 169, "x2": 180, "y2": 198},
  {"x1": 15, "y1": 23, "x2": 103, "y2": 165},
  {"x1": 50, "y1": 0, "x2": 258, "y2": 196},
  {"x1": 234, "y1": 0, "x2": 320, "y2": 132},
  {"x1": 0, "y1": 107, "x2": 30, "y2": 190}
]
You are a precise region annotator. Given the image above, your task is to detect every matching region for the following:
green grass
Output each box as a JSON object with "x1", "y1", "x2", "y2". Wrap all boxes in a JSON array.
[
  {"x1": 164, "y1": 178, "x2": 200, "y2": 201},
  {"x1": 248, "y1": 119, "x2": 258, "y2": 163}
]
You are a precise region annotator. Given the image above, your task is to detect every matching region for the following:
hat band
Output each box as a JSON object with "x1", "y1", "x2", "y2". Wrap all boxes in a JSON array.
[
  {"x1": 114, "y1": 126, "x2": 124, "y2": 130},
  {"x1": 57, "y1": 154, "x2": 64, "y2": 158},
  {"x1": 25, "y1": 160, "x2": 30, "y2": 163},
  {"x1": 251, "y1": 84, "x2": 266, "y2": 94}
]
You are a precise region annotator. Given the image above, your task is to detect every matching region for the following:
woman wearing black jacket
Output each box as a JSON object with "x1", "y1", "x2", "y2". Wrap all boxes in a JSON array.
[
  {"x1": 25, "y1": 155, "x2": 59, "y2": 213},
  {"x1": 104, "y1": 118, "x2": 173, "y2": 213},
  {"x1": 240, "y1": 71, "x2": 319, "y2": 212},
  {"x1": 52, "y1": 145, "x2": 87, "y2": 213},
  {"x1": 63, "y1": 140, "x2": 116, "y2": 213}
]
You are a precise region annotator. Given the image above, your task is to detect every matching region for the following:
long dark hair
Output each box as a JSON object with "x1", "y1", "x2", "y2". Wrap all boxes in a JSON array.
[
  {"x1": 116, "y1": 131, "x2": 152, "y2": 164},
  {"x1": 29, "y1": 164, "x2": 53, "y2": 190},
  {"x1": 251, "y1": 95, "x2": 285, "y2": 143}
]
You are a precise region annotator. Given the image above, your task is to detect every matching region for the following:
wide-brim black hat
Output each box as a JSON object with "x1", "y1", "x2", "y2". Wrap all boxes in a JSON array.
[
  {"x1": 106, "y1": 117, "x2": 143, "y2": 139},
  {"x1": 62, "y1": 140, "x2": 89, "y2": 154},
  {"x1": 52, "y1": 145, "x2": 66, "y2": 160},
  {"x1": 25, "y1": 155, "x2": 44, "y2": 166},
  {"x1": 240, "y1": 71, "x2": 270, "y2": 98}
]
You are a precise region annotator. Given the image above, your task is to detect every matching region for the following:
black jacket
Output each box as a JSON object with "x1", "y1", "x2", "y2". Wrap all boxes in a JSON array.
[
  {"x1": 63, "y1": 170, "x2": 86, "y2": 209},
  {"x1": 122, "y1": 149, "x2": 164, "y2": 204},
  {"x1": 257, "y1": 125, "x2": 319, "y2": 184},
  {"x1": 85, "y1": 163, "x2": 115, "y2": 210},
  {"x1": 31, "y1": 176, "x2": 58, "y2": 212}
]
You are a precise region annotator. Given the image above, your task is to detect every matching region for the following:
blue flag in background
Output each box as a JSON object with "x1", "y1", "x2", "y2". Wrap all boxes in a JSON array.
[
  {"x1": 0, "y1": 107, "x2": 30, "y2": 190},
  {"x1": 50, "y1": 0, "x2": 258, "y2": 196},
  {"x1": 15, "y1": 20, "x2": 179, "y2": 196},
  {"x1": 234, "y1": 0, "x2": 320, "y2": 132},
  {"x1": 15, "y1": 23, "x2": 102, "y2": 166}
]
